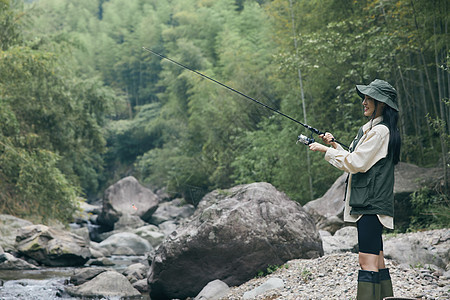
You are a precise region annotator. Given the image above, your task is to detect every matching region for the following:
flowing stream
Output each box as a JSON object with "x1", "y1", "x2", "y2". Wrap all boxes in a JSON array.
[{"x1": 0, "y1": 256, "x2": 150, "y2": 300}]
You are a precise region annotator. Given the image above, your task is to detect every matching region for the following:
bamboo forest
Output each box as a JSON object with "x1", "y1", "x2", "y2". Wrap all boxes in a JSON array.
[{"x1": 0, "y1": 0, "x2": 448, "y2": 228}]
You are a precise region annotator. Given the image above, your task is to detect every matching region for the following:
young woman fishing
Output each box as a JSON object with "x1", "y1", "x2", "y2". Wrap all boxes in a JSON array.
[{"x1": 308, "y1": 79, "x2": 401, "y2": 300}]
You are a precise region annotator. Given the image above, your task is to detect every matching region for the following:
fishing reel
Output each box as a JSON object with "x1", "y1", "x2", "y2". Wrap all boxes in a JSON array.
[{"x1": 297, "y1": 133, "x2": 315, "y2": 145}]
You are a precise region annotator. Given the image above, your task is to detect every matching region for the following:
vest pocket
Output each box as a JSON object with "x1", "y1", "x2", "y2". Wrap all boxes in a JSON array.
[{"x1": 349, "y1": 173, "x2": 374, "y2": 208}]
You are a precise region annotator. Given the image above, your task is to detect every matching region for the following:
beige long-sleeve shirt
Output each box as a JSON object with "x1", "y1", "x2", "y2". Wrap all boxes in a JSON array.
[{"x1": 324, "y1": 117, "x2": 394, "y2": 229}]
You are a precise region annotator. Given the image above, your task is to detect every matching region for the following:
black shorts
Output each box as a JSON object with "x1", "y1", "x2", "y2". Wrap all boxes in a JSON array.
[{"x1": 356, "y1": 214, "x2": 383, "y2": 255}]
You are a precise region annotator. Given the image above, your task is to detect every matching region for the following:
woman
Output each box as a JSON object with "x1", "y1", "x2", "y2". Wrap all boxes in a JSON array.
[{"x1": 309, "y1": 79, "x2": 401, "y2": 300}]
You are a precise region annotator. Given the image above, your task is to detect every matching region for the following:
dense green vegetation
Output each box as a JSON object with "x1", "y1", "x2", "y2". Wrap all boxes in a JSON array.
[{"x1": 0, "y1": 0, "x2": 448, "y2": 227}]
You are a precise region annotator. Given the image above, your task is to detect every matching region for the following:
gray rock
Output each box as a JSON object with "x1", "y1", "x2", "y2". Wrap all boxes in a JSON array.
[
  {"x1": 393, "y1": 162, "x2": 443, "y2": 194},
  {"x1": 113, "y1": 246, "x2": 136, "y2": 256},
  {"x1": 195, "y1": 279, "x2": 230, "y2": 300},
  {"x1": 158, "y1": 220, "x2": 178, "y2": 237},
  {"x1": 123, "y1": 263, "x2": 148, "y2": 282},
  {"x1": 87, "y1": 257, "x2": 115, "y2": 266},
  {"x1": 132, "y1": 279, "x2": 148, "y2": 293},
  {"x1": 321, "y1": 226, "x2": 358, "y2": 255},
  {"x1": 443, "y1": 269, "x2": 450, "y2": 280},
  {"x1": 97, "y1": 230, "x2": 118, "y2": 241},
  {"x1": 66, "y1": 270, "x2": 141, "y2": 298},
  {"x1": 316, "y1": 215, "x2": 345, "y2": 235},
  {"x1": 148, "y1": 182, "x2": 323, "y2": 300},
  {"x1": 0, "y1": 253, "x2": 39, "y2": 270},
  {"x1": 90, "y1": 241, "x2": 110, "y2": 257},
  {"x1": 384, "y1": 229, "x2": 450, "y2": 269},
  {"x1": 0, "y1": 214, "x2": 33, "y2": 251},
  {"x1": 114, "y1": 213, "x2": 146, "y2": 231},
  {"x1": 89, "y1": 246, "x2": 105, "y2": 258},
  {"x1": 304, "y1": 173, "x2": 347, "y2": 221},
  {"x1": 319, "y1": 230, "x2": 332, "y2": 237},
  {"x1": 99, "y1": 176, "x2": 159, "y2": 228},
  {"x1": 15, "y1": 224, "x2": 91, "y2": 267},
  {"x1": 70, "y1": 226, "x2": 90, "y2": 244},
  {"x1": 150, "y1": 198, "x2": 195, "y2": 225},
  {"x1": 69, "y1": 267, "x2": 111, "y2": 285},
  {"x1": 243, "y1": 277, "x2": 284, "y2": 299},
  {"x1": 134, "y1": 225, "x2": 166, "y2": 247},
  {"x1": 98, "y1": 232, "x2": 152, "y2": 256}
]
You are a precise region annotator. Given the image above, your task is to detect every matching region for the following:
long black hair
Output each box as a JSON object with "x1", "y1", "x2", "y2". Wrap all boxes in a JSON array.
[{"x1": 382, "y1": 105, "x2": 401, "y2": 165}]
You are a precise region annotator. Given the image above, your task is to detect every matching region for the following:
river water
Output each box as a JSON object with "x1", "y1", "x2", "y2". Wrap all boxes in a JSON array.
[{"x1": 0, "y1": 256, "x2": 150, "y2": 300}]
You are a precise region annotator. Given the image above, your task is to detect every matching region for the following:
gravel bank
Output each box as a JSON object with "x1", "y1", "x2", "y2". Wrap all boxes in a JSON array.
[{"x1": 219, "y1": 253, "x2": 449, "y2": 300}]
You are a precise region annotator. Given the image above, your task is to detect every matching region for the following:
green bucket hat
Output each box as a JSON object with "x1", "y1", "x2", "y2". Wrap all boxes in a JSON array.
[{"x1": 356, "y1": 79, "x2": 398, "y2": 111}]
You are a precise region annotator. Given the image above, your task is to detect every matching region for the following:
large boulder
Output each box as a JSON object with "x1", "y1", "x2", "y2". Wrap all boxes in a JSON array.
[
  {"x1": 303, "y1": 173, "x2": 347, "y2": 234},
  {"x1": 392, "y1": 162, "x2": 444, "y2": 230},
  {"x1": 393, "y1": 162, "x2": 443, "y2": 194},
  {"x1": 15, "y1": 225, "x2": 91, "y2": 267},
  {"x1": 98, "y1": 176, "x2": 159, "y2": 228},
  {"x1": 304, "y1": 173, "x2": 347, "y2": 220},
  {"x1": 304, "y1": 162, "x2": 444, "y2": 231},
  {"x1": 148, "y1": 182, "x2": 323, "y2": 300},
  {"x1": 0, "y1": 214, "x2": 33, "y2": 251},
  {"x1": 384, "y1": 228, "x2": 450, "y2": 269}
]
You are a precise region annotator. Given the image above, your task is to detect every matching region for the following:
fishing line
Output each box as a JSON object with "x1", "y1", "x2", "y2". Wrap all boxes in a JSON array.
[{"x1": 142, "y1": 47, "x2": 348, "y2": 150}]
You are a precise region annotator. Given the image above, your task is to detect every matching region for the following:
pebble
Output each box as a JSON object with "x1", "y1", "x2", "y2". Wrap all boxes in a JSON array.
[{"x1": 219, "y1": 253, "x2": 449, "y2": 300}]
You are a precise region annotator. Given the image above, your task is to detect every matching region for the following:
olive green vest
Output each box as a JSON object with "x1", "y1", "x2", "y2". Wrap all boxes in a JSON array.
[{"x1": 348, "y1": 123, "x2": 395, "y2": 217}]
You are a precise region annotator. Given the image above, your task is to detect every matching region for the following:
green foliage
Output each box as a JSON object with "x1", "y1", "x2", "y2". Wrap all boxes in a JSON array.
[
  {"x1": 0, "y1": 99, "x2": 79, "y2": 222},
  {"x1": 409, "y1": 187, "x2": 450, "y2": 231},
  {"x1": 300, "y1": 269, "x2": 313, "y2": 282},
  {"x1": 256, "y1": 264, "x2": 289, "y2": 278},
  {"x1": 106, "y1": 102, "x2": 164, "y2": 164},
  {"x1": 0, "y1": 2, "x2": 122, "y2": 222},
  {"x1": 0, "y1": 44, "x2": 117, "y2": 196},
  {"x1": 0, "y1": 0, "x2": 24, "y2": 50}
]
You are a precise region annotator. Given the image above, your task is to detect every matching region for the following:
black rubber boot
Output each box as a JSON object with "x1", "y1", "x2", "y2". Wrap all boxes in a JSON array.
[
  {"x1": 357, "y1": 270, "x2": 380, "y2": 300},
  {"x1": 379, "y1": 268, "x2": 394, "y2": 299}
]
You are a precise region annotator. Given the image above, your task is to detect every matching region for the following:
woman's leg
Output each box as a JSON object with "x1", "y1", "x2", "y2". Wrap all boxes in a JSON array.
[
  {"x1": 378, "y1": 251, "x2": 386, "y2": 269},
  {"x1": 359, "y1": 252, "x2": 379, "y2": 271},
  {"x1": 356, "y1": 215, "x2": 383, "y2": 300},
  {"x1": 358, "y1": 246, "x2": 386, "y2": 271},
  {"x1": 357, "y1": 215, "x2": 384, "y2": 271},
  {"x1": 378, "y1": 251, "x2": 394, "y2": 298}
]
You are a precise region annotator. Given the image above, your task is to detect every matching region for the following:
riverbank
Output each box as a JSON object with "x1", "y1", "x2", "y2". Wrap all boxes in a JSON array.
[
  {"x1": 0, "y1": 255, "x2": 150, "y2": 300},
  {"x1": 220, "y1": 252, "x2": 449, "y2": 300},
  {"x1": 1, "y1": 248, "x2": 448, "y2": 299}
]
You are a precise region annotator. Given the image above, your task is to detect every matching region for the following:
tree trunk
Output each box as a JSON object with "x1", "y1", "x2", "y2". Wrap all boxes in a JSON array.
[
  {"x1": 417, "y1": 54, "x2": 435, "y2": 149},
  {"x1": 433, "y1": 14, "x2": 448, "y2": 194}
]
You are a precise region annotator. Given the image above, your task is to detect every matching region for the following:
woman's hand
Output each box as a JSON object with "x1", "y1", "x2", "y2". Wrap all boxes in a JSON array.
[
  {"x1": 308, "y1": 142, "x2": 329, "y2": 153},
  {"x1": 319, "y1": 132, "x2": 338, "y2": 149}
]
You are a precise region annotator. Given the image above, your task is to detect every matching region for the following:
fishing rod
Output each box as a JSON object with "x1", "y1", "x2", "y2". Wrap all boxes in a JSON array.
[{"x1": 142, "y1": 47, "x2": 348, "y2": 150}]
